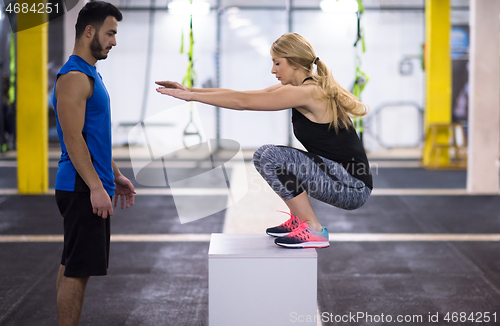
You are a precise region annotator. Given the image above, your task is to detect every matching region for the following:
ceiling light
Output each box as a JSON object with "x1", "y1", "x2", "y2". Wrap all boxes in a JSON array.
[
  {"x1": 320, "y1": 0, "x2": 359, "y2": 13},
  {"x1": 229, "y1": 18, "x2": 252, "y2": 29},
  {"x1": 236, "y1": 26, "x2": 260, "y2": 37},
  {"x1": 225, "y1": 7, "x2": 240, "y2": 15},
  {"x1": 168, "y1": 0, "x2": 210, "y2": 16}
]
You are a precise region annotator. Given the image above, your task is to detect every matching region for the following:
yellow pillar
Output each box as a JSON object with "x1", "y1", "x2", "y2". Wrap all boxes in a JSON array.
[
  {"x1": 423, "y1": 0, "x2": 452, "y2": 166},
  {"x1": 17, "y1": 3, "x2": 48, "y2": 193}
]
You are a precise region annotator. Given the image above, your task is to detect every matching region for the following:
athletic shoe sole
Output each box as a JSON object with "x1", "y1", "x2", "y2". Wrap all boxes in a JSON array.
[
  {"x1": 266, "y1": 231, "x2": 290, "y2": 237},
  {"x1": 275, "y1": 241, "x2": 330, "y2": 249}
]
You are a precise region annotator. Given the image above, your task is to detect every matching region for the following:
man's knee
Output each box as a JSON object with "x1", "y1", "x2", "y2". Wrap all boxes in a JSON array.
[
  {"x1": 75, "y1": 276, "x2": 90, "y2": 286},
  {"x1": 62, "y1": 275, "x2": 90, "y2": 288}
]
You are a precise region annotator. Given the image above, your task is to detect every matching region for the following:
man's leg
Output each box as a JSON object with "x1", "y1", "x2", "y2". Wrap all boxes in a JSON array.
[
  {"x1": 56, "y1": 265, "x2": 65, "y2": 294},
  {"x1": 57, "y1": 273, "x2": 90, "y2": 326},
  {"x1": 56, "y1": 190, "x2": 110, "y2": 325}
]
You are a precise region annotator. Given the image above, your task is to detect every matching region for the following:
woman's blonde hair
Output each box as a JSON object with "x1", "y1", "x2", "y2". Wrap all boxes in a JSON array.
[{"x1": 270, "y1": 33, "x2": 368, "y2": 133}]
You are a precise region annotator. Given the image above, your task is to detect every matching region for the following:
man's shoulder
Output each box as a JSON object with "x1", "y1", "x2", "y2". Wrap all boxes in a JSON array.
[
  {"x1": 55, "y1": 71, "x2": 93, "y2": 100},
  {"x1": 58, "y1": 56, "x2": 95, "y2": 79},
  {"x1": 57, "y1": 71, "x2": 92, "y2": 86}
]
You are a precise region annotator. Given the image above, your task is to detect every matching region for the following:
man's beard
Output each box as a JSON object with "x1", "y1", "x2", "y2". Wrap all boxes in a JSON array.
[{"x1": 90, "y1": 33, "x2": 108, "y2": 60}]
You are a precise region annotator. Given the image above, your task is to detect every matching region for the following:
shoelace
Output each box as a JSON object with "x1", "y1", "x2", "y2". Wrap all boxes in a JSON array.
[
  {"x1": 277, "y1": 210, "x2": 300, "y2": 229},
  {"x1": 286, "y1": 220, "x2": 311, "y2": 239}
]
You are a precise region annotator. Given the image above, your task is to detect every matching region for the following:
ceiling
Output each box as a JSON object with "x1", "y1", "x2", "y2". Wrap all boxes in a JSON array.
[{"x1": 115, "y1": 0, "x2": 470, "y2": 10}]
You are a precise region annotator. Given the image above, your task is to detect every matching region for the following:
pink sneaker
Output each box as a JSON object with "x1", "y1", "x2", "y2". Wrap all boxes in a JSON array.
[
  {"x1": 274, "y1": 221, "x2": 330, "y2": 248},
  {"x1": 266, "y1": 211, "x2": 301, "y2": 237}
]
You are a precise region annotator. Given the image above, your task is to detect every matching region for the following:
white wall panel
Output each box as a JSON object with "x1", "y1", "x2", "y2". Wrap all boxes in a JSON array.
[{"x1": 100, "y1": 7, "x2": 425, "y2": 151}]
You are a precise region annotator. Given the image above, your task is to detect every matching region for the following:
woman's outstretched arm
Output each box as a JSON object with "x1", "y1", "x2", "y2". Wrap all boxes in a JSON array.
[
  {"x1": 156, "y1": 84, "x2": 311, "y2": 111},
  {"x1": 155, "y1": 80, "x2": 283, "y2": 94}
]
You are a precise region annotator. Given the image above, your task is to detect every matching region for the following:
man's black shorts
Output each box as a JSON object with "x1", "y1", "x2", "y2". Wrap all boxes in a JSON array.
[{"x1": 56, "y1": 190, "x2": 111, "y2": 277}]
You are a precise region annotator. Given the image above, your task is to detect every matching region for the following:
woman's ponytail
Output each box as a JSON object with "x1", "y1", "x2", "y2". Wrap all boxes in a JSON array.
[
  {"x1": 271, "y1": 33, "x2": 369, "y2": 133},
  {"x1": 314, "y1": 59, "x2": 369, "y2": 133}
]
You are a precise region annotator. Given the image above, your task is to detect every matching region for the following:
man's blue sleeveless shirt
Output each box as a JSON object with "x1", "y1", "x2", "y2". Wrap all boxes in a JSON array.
[{"x1": 52, "y1": 55, "x2": 115, "y2": 195}]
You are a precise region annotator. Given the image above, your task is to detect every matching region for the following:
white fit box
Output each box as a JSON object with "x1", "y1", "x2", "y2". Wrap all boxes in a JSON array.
[{"x1": 209, "y1": 233, "x2": 318, "y2": 326}]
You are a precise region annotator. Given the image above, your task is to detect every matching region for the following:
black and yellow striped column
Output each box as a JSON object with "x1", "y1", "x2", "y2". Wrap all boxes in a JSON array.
[
  {"x1": 16, "y1": 1, "x2": 48, "y2": 193},
  {"x1": 423, "y1": 0, "x2": 451, "y2": 166}
]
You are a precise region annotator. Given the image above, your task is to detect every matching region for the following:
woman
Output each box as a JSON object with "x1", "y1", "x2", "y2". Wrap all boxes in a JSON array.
[{"x1": 156, "y1": 33, "x2": 372, "y2": 249}]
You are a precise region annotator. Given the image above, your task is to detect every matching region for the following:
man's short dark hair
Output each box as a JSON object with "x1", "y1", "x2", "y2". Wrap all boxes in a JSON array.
[{"x1": 75, "y1": 1, "x2": 123, "y2": 39}]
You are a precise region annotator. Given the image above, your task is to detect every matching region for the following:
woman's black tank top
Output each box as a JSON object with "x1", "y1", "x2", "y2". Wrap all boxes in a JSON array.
[{"x1": 292, "y1": 77, "x2": 373, "y2": 189}]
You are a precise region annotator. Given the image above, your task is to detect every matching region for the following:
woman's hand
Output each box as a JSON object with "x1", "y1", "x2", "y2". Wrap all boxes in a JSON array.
[
  {"x1": 156, "y1": 87, "x2": 194, "y2": 102},
  {"x1": 155, "y1": 80, "x2": 188, "y2": 91}
]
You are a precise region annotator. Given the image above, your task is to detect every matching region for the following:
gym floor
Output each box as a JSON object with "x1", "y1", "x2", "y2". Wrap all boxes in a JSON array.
[{"x1": 0, "y1": 147, "x2": 499, "y2": 326}]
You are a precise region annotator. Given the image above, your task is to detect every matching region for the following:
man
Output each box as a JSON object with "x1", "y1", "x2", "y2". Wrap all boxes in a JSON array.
[{"x1": 52, "y1": 2, "x2": 135, "y2": 325}]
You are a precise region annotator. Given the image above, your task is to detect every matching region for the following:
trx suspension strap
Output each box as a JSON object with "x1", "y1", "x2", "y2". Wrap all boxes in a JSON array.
[
  {"x1": 178, "y1": 3, "x2": 231, "y2": 199},
  {"x1": 352, "y1": 0, "x2": 368, "y2": 143},
  {"x1": 3, "y1": 31, "x2": 16, "y2": 152},
  {"x1": 9, "y1": 30, "x2": 15, "y2": 105},
  {"x1": 180, "y1": 2, "x2": 202, "y2": 150}
]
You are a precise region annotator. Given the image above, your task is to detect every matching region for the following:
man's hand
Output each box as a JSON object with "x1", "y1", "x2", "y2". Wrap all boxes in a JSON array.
[
  {"x1": 155, "y1": 80, "x2": 188, "y2": 91},
  {"x1": 114, "y1": 175, "x2": 136, "y2": 209},
  {"x1": 91, "y1": 187, "x2": 114, "y2": 219}
]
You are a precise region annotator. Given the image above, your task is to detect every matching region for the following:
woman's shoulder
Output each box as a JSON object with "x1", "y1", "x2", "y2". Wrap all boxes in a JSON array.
[{"x1": 294, "y1": 85, "x2": 329, "y2": 123}]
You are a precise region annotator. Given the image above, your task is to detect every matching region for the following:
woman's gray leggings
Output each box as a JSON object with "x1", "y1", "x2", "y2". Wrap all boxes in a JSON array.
[{"x1": 253, "y1": 144, "x2": 371, "y2": 210}]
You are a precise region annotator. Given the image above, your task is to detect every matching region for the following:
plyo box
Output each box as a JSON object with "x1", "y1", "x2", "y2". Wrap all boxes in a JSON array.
[{"x1": 209, "y1": 233, "x2": 318, "y2": 326}]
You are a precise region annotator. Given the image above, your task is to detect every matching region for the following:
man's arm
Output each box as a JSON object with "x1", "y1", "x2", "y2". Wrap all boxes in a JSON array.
[{"x1": 55, "y1": 71, "x2": 114, "y2": 218}]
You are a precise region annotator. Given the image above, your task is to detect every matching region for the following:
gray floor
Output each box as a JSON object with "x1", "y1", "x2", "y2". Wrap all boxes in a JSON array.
[
  {"x1": 0, "y1": 165, "x2": 469, "y2": 189},
  {"x1": 1, "y1": 156, "x2": 500, "y2": 325}
]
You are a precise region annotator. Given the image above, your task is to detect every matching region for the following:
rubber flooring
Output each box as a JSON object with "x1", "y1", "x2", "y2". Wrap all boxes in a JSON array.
[
  {"x1": 1, "y1": 157, "x2": 499, "y2": 325},
  {"x1": 0, "y1": 166, "x2": 469, "y2": 189}
]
